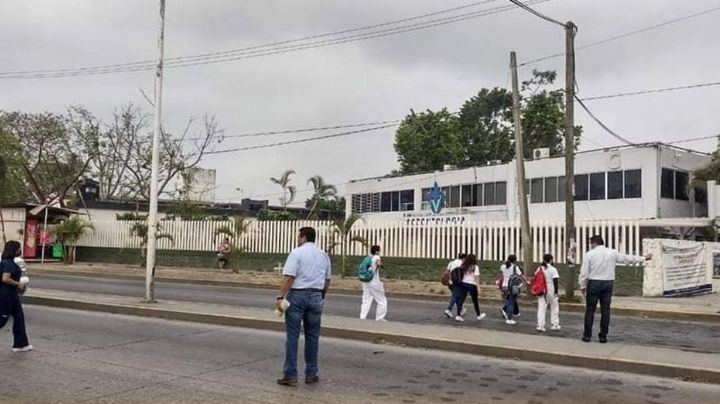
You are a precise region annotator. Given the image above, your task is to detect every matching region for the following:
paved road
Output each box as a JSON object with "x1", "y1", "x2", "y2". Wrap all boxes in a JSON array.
[
  {"x1": 29, "y1": 273, "x2": 720, "y2": 353},
  {"x1": 2, "y1": 306, "x2": 719, "y2": 404}
]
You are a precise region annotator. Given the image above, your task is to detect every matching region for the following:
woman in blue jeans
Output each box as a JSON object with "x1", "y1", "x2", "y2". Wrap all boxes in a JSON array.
[
  {"x1": 0, "y1": 240, "x2": 32, "y2": 352},
  {"x1": 499, "y1": 255, "x2": 528, "y2": 325}
]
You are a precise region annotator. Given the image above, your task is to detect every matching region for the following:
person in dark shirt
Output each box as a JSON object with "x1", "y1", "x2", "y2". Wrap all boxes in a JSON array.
[{"x1": 0, "y1": 240, "x2": 32, "y2": 352}]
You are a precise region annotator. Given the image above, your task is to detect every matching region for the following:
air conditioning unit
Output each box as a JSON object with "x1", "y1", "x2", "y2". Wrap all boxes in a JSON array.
[
  {"x1": 442, "y1": 164, "x2": 457, "y2": 171},
  {"x1": 533, "y1": 148, "x2": 550, "y2": 159},
  {"x1": 486, "y1": 160, "x2": 502, "y2": 166}
]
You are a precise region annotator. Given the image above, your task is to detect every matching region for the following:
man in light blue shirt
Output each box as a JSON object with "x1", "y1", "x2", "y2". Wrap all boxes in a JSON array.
[{"x1": 276, "y1": 227, "x2": 331, "y2": 386}]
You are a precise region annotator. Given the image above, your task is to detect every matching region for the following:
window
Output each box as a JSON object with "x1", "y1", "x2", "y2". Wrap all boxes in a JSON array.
[
  {"x1": 624, "y1": 170, "x2": 641, "y2": 198},
  {"x1": 558, "y1": 176, "x2": 566, "y2": 201},
  {"x1": 544, "y1": 177, "x2": 558, "y2": 203},
  {"x1": 574, "y1": 174, "x2": 589, "y2": 201},
  {"x1": 400, "y1": 190, "x2": 414, "y2": 211},
  {"x1": 495, "y1": 182, "x2": 507, "y2": 205},
  {"x1": 675, "y1": 171, "x2": 689, "y2": 201},
  {"x1": 484, "y1": 182, "x2": 496, "y2": 206},
  {"x1": 448, "y1": 186, "x2": 461, "y2": 208},
  {"x1": 589, "y1": 172, "x2": 605, "y2": 200},
  {"x1": 354, "y1": 190, "x2": 413, "y2": 213},
  {"x1": 607, "y1": 171, "x2": 624, "y2": 200},
  {"x1": 380, "y1": 192, "x2": 393, "y2": 212},
  {"x1": 661, "y1": 168, "x2": 674, "y2": 199},
  {"x1": 473, "y1": 184, "x2": 483, "y2": 206},
  {"x1": 530, "y1": 178, "x2": 544, "y2": 203}
]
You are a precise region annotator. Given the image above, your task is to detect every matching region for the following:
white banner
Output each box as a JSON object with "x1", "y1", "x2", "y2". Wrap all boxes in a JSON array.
[{"x1": 661, "y1": 242, "x2": 712, "y2": 297}]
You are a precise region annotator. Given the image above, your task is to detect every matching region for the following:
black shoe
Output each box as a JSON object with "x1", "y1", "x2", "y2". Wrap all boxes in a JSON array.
[
  {"x1": 581, "y1": 336, "x2": 591, "y2": 343},
  {"x1": 305, "y1": 376, "x2": 320, "y2": 384},
  {"x1": 599, "y1": 335, "x2": 608, "y2": 344},
  {"x1": 277, "y1": 377, "x2": 298, "y2": 386}
]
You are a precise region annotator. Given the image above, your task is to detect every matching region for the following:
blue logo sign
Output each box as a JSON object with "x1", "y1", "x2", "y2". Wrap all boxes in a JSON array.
[{"x1": 428, "y1": 181, "x2": 445, "y2": 214}]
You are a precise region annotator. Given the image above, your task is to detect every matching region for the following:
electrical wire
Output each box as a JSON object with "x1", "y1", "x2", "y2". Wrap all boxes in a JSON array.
[
  {"x1": 579, "y1": 80, "x2": 720, "y2": 101},
  {"x1": 574, "y1": 94, "x2": 636, "y2": 146},
  {"x1": 520, "y1": 4, "x2": 720, "y2": 66},
  {"x1": 667, "y1": 134, "x2": 719, "y2": 145},
  {"x1": 507, "y1": 0, "x2": 566, "y2": 27}
]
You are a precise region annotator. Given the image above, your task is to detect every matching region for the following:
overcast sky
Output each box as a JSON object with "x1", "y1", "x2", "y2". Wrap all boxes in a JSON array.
[{"x1": 1, "y1": 0, "x2": 718, "y2": 206}]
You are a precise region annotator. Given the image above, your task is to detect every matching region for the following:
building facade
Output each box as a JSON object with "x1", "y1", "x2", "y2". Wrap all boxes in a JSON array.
[{"x1": 346, "y1": 144, "x2": 710, "y2": 223}]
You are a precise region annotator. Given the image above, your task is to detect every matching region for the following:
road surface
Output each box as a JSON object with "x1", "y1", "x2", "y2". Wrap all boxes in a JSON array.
[
  {"x1": 29, "y1": 273, "x2": 720, "y2": 354},
  {"x1": 1, "y1": 306, "x2": 718, "y2": 403}
]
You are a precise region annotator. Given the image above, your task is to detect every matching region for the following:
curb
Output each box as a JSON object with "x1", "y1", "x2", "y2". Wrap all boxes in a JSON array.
[
  {"x1": 24, "y1": 294, "x2": 720, "y2": 384},
  {"x1": 32, "y1": 269, "x2": 720, "y2": 323}
]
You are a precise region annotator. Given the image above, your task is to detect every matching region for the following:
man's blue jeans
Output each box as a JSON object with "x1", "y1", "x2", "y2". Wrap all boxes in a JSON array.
[{"x1": 284, "y1": 290, "x2": 324, "y2": 379}]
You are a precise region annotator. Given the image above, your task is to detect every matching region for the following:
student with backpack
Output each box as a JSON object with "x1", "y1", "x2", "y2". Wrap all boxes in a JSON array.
[
  {"x1": 443, "y1": 253, "x2": 467, "y2": 318},
  {"x1": 499, "y1": 255, "x2": 528, "y2": 325},
  {"x1": 532, "y1": 253, "x2": 561, "y2": 332},
  {"x1": 449, "y1": 254, "x2": 486, "y2": 322},
  {"x1": 358, "y1": 245, "x2": 387, "y2": 321}
]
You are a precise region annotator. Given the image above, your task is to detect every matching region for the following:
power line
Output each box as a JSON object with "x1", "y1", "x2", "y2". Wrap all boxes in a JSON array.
[
  {"x1": 667, "y1": 134, "x2": 719, "y2": 145},
  {"x1": 507, "y1": 0, "x2": 566, "y2": 27},
  {"x1": 520, "y1": 4, "x2": 720, "y2": 66},
  {"x1": 580, "y1": 80, "x2": 720, "y2": 101},
  {"x1": 205, "y1": 123, "x2": 398, "y2": 155},
  {"x1": 574, "y1": 94, "x2": 636, "y2": 146},
  {"x1": 220, "y1": 120, "x2": 401, "y2": 140},
  {"x1": 0, "y1": 0, "x2": 549, "y2": 79}
]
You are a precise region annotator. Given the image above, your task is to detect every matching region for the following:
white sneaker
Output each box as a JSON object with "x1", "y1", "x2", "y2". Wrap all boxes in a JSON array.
[
  {"x1": 536, "y1": 326, "x2": 546, "y2": 332},
  {"x1": 455, "y1": 316, "x2": 464, "y2": 322},
  {"x1": 477, "y1": 313, "x2": 486, "y2": 321},
  {"x1": 500, "y1": 308, "x2": 508, "y2": 320},
  {"x1": 461, "y1": 308, "x2": 467, "y2": 316},
  {"x1": 444, "y1": 309, "x2": 453, "y2": 318},
  {"x1": 13, "y1": 345, "x2": 33, "y2": 353},
  {"x1": 515, "y1": 313, "x2": 521, "y2": 318},
  {"x1": 505, "y1": 319, "x2": 517, "y2": 325},
  {"x1": 551, "y1": 325, "x2": 562, "y2": 331},
  {"x1": 376, "y1": 318, "x2": 387, "y2": 322}
]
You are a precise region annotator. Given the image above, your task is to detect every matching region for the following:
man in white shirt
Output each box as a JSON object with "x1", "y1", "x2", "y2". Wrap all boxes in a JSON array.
[
  {"x1": 579, "y1": 235, "x2": 651, "y2": 343},
  {"x1": 444, "y1": 253, "x2": 466, "y2": 318}
]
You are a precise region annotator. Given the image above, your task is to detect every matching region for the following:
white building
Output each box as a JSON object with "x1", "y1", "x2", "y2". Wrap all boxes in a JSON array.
[{"x1": 346, "y1": 143, "x2": 710, "y2": 223}]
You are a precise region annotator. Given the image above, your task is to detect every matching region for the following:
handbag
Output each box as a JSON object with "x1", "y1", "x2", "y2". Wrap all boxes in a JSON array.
[{"x1": 441, "y1": 271, "x2": 451, "y2": 286}]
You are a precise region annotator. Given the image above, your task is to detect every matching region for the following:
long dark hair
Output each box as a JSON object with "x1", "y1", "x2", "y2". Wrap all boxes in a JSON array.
[
  {"x1": 542, "y1": 253, "x2": 554, "y2": 268},
  {"x1": 2, "y1": 240, "x2": 22, "y2": 260},
  {"x1": 461, "y1": 254, "x2": 477, "y2": 273},
  {"x1": 504, "y1": 254, "x2": 517, "y2": 269}
]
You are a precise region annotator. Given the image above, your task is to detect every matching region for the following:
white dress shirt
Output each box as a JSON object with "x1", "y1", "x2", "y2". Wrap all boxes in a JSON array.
[{"x1": 578, "y1": 246, "x2": 644, "y2": 289}]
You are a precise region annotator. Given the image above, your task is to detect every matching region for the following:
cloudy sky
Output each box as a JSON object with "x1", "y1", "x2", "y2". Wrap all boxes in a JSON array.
[{"x1": 1, "y1": 0, "x2": 718, "y2": 206}]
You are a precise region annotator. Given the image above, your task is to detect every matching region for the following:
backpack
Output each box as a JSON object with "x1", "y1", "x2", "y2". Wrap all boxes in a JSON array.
[
  {"x1": 530, "y1": 266, "x2": 547, "y2": 296},
  {"x1": 450, "y1": 266, "x2": 464, "y2": 286},
  {"x1": 357, "y1": 256, "x2": 375, "y2": 282},
  {"x1": 506, "y1": 267, "x2": 523, "y2": 296}
]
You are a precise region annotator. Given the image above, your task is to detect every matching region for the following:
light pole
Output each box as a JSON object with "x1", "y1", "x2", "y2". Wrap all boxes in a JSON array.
[{"x1": 145, "y1": 0, "x2": 166, "y2": 303}]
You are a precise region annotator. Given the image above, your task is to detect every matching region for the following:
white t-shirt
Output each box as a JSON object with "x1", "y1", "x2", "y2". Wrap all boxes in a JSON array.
[
  {"x1": 447, "y1": 258, "x2": 463, "y2": 272},
  {"x1": 536, "y1": 264, "x2": 559, "y2": 295},
  {"x1": 461, "y1": 265, "x2": 481, "y2": 285},
  {"x1": 370, "y1": 255, "x2": 382, "y2": 281},
  {"x1": 500, "y1": 264, "x2": 522, "y2": 287}
]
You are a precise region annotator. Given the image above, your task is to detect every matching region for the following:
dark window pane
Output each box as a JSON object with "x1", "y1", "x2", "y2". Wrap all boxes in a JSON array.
[
  {"x1": 351, "y1": 194, "x2": 361, "y2": 213},
  {"x1": 484, "y1": 182, "x2": 496, "y2": 206},
  {"x1": 607, "y1": 171, "x2": 624, "y2": 199},
  {"x1": 661, "y1": 168, "x2": 674, "y2": 199},
  {"x1": 473, "y1": 184, "x2": 482, "y2": 206},
  {"x1": 544, "y1": 177, "x2": 558, "y2": 203},
  {"x1": 624, "y1": 170, "x2": 641, "y2": 198},
  {"x1": 531, "y1": 178, "x2": 544, "y2": 203},
  {"x1": 590, "y1": 173, "x2": 606, "y2": 200},
  {"x1": 695, "y1": 188, "x2": 707, "y2": 203},
  {"x1": 372, "y1": 193, "x2": 381, "y2": 212},
  {"x1": 449, "y1": 186, "x2": 461, "y2": 208},
  {"x1": 558, "y1": 176, "x2": 566, "y2": 201},
  {"x1": 574, "y1": 174, "x2": 589, "y2": 201},
  {"x1": 380, "y1": 192, "x2": 393, "y2": 212},
  {"x1": 421, "y1": 188, "x2": 431, "y2": 202},
  {"x1": 496, "y1": 182, "x2": 507, "y2": 205},
  {"x1": 400, "y1": 190, "x2": 414, "y2": 211},
  {"x1": 461, "y1": 185, "x2": 473, "y2": 207},
  {"x1": 676, "y1": 171, "x2": 689, "y2": 201}
]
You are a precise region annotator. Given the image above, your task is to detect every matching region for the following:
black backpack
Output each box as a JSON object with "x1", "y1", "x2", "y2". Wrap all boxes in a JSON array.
[
  {"x1": 450, "y1": 267, "x2": 464, "y2": 285},
  {"x1": 507, "y1": 266, "x2": 523, "y2": 296}
]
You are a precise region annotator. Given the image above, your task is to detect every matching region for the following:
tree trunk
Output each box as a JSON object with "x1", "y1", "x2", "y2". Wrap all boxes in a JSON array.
[
  {"x1": 341, "y1": 241, "x2": 347, "y2": 278},
  {"x1": 0, "y1": 201, "x2": 6, "y2": 244},
  {"x1": 306, "y1": 198, "x2": 319, "y2": 220}
]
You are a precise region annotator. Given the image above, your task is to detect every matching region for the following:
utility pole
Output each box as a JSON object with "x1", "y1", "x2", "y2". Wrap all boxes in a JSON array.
[
  {"x1": 145, "y1": 0, "x2": 166, "y2": 303},
  {"x1": 564, "y1": 21, "x2": 577, "y2": 300},
  {"x1": 510, "y1": 51, "x2": 533, "y2": 271}
]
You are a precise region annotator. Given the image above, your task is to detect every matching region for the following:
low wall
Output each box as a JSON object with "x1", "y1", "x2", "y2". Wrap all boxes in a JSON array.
[{"x1": 643, "y1": 238, "x2": 718, "y2": 297}]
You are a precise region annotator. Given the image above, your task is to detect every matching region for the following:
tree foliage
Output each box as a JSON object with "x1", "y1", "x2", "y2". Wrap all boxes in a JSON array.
[
  {"x1": 394, "y1": 108, "x2": 464, "y2": 173},
  {"x1": 459, "y1": 87, "x2": 514, "y2": 167},
  {"x1": 305, "y1": 175, "x2": 338, "y2": 219},
  {"x1": 270, "y1": 169, "x2": 296, "y2": 211},
  {"x1": 53, "y1": 216, "x2": 94, "y2": 264}
]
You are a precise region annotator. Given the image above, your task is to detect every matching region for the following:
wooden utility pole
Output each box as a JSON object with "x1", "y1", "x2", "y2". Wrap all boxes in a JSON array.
[
  {"x1": 510, "y1": 51, "x2": 533, "y2": 271},
  {"x1": 564, "y1": 21, "x2": 577, "y2": 300}
]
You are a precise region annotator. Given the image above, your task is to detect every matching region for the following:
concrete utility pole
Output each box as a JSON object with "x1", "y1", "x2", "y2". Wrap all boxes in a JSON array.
[
  {"x1": 564, "y1": 21, "x2": 577, "y2": 300},
  {"x1": 146, "y1": 0, "x2": 166, "y2": 303},
  {"x1": 510, "y1": 51, "x2": 533, "y2": 271}
]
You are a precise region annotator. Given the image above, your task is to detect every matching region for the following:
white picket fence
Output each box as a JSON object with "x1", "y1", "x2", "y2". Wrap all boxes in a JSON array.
[{"x1": 77, "y1": 219, "x2": 643, "y2": 263}]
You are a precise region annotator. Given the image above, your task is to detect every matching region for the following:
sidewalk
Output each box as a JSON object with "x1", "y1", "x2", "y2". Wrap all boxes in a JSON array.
[
  {"x1": 30, "y1": 262, "x2": 720, "y2": 322},
  {"x1": 23, "y1": 288, "x2": 720, "y2": 384}
]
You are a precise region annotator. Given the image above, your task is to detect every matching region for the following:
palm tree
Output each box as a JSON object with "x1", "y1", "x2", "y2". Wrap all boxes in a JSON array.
[
  {"x1": 129, "y1": 222, "x2": 174, "y2": 266},
  {"x1": 53, "y1": 216, "x2": 94, "y2": 264},
  {"x1": 306, "y1": 175, "x2": 337, "y2": 219},
  {"x1": 326, "y1": 214, "x2": 367, "y2": 277},
  {"x1": 214, "y1": 216, "x2": 252, "y2": 273},
  {"x1": 271, "y1": 170, "x2": 296, "y2": 212}
]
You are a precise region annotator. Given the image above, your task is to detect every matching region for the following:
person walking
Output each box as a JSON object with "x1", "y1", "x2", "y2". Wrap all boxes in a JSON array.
[
  {"x1": 499, "y1": 255, "x2": 528, "y2": 325},
  {"x1": 535, "y1": 253, "x2": 561, "y2": 333},
  {"x1": 0, "y1": 241, "x2": 32, "y2": 352},
  {"x1": 359, "y1": 245, "x2": 388, "y2": 321},
  {"x1": 217, "y1": 238, "x2": 230, "y2": 270},
  {"x1": 579, "y1": 235, "x2": 651, "y2": 343},
  {"x1": 444, "y1": 253, "x2": 467, "y2": 318},
  {"x1": 450, "y1": 254, "x2": 486, "y2": 322},
  {"x1": 275, "y1": 227, "x2": 331, "y2": 386}
]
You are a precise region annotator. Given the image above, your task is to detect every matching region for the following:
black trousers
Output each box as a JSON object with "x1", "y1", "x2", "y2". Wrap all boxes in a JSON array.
[
  {"x1": 0, "y1": 293, "x2": 29, "y2": 348},
  {"x1": 584, "y1": 280, "x2": 613, "y2": 339},
  {"x1": 454, "y1": 283, "x2": 480, "y2": 316}
]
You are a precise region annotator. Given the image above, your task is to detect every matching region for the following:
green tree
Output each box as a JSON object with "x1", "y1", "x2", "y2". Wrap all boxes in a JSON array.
[
  {"x1": 52, "y1": 216, "x2": 94, "y2": 264},
  {"x1": 214, "y1": 216, "x2": 252, "y2": 273},
  {"x1": 256, "y1": 209, "x2": 296, "y2": 221},
  {"x1": 305, "y1": 196, "x2": 346, "y2": 216},
  {"x1": 271, "y1": 169, "x2": 296, "y2": 212},
  {"x1": 305, "y1": 175, "x2": 338, "y2": 219},
  {"x1": 129, "y1": 222, "x2": 174, "y2": 266},
  {"x1": 458, "y1": 88, "x2": 514, "y2": 167},
  {"x1": 394, "y1": 108, "x2": 463, "y2": 174},
  {"x1": 326, "y1": 214, "x2": 368, "y2": 278},
  {"x1": 691, "y1": 143, "x2": 720, "y2": 191}
]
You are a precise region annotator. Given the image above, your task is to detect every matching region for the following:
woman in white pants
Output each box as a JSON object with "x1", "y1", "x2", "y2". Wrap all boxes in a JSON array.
[
  {"x1": 536, "y1": 253, "x2": 561, "y2": 332},
  {"x1": 360, "y1": 245, "x2": 388, "y2": 321}
]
